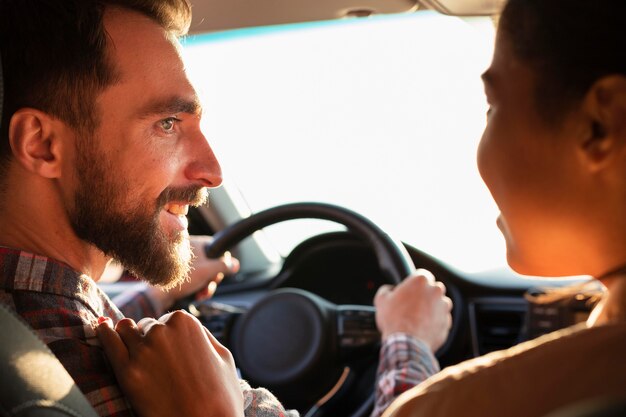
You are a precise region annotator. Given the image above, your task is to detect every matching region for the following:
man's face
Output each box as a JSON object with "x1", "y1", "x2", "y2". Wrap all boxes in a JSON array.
[
  {"x1": 476, "y1": 29, "x2": 589, "y2": 277},
  {"x1": 69, "y1": 8, "x2": 221, "y2": 287}
]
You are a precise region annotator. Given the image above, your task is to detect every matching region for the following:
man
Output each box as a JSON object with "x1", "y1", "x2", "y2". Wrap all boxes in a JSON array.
[
  {"x1": 0, "y1": 0, "x2": 278, "y2": 415},
  {"x1": 0, "y1": 0, "x2": 452, "y2": 416}
]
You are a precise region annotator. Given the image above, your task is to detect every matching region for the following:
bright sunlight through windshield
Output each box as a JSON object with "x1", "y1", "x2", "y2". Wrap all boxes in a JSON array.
[{"x1": 183, "y1": 12, "x2": 505, "y2": 273}]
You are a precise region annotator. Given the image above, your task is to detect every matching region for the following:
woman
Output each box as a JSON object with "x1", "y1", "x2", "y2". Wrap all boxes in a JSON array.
[{"x1": 383, "y1": 0, "x2": 626, "y2": 415}]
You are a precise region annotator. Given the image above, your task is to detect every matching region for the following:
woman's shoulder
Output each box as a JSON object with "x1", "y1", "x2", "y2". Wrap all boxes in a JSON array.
[{"x1": 385, "y1": 322, "x2": 626, "y2": 417}]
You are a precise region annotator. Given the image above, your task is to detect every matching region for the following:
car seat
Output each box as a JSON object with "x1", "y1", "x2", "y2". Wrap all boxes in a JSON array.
[{"x1": 0, "y1": 302, "x2": 100, "y2": 417}]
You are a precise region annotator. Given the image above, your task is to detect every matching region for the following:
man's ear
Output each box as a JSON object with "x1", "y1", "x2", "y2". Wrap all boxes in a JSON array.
[
  {"x1": 8, "y1": 108, "x2": 66, "y2": 178},
  {"x1": 579, "y1": 75, "x2": 626, "y2": 171}
]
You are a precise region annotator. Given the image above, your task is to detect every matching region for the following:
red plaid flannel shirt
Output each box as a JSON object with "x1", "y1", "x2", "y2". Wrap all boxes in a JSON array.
[{"x1": 0, "y1": 246, "x2": 437, "y2": 417}]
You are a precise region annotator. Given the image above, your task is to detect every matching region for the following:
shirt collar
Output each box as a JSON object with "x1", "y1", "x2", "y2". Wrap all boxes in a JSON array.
[{"x1": 0, "y1": 246, "x2": 116, "y2": 316}]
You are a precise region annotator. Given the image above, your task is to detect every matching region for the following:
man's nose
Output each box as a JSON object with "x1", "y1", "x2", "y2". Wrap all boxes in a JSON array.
[{"x1": 184, "y1": 132, "x2": 223, "y2": 188}]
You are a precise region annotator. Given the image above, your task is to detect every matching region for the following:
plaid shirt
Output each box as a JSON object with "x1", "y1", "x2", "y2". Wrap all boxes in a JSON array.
[
  {"x1": 0, "y1": 247, "x2": 437, "y2": 417},
  {"x1": 372, "y1": 334, "x2": 440, "y2": 417}
]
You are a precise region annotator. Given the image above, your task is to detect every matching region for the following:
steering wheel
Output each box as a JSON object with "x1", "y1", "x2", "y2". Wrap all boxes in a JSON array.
[{"x1": 203, "y1": 202, "x2": 416, "y2": 416}]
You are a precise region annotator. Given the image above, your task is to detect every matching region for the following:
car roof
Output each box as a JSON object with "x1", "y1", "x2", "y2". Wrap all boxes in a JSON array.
[{"x1": 187, "y1": 0, "x2": 505, "y2": 34}]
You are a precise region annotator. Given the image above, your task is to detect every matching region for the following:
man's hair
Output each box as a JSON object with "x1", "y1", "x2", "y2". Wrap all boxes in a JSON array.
[
  {"x1": 0, "y1": 0, "x2": 191, "y2": 170},
  {"x1": 500, "y1": 0, "x2": 626, "y2": 126}
]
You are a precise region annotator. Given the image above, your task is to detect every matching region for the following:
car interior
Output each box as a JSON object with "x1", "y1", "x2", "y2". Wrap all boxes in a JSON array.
[{"x1": 1, "y1": 0, "x2": 620, "y2": 416}]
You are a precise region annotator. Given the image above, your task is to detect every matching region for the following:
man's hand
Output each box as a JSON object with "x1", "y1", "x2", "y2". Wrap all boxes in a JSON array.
[
  {"x1": 374, "y1": 269, "x2": 453, "y2": 352},
  {"x1": 96, "y1": 311, "x2": 244, "y2": 417},
  {"x1": 177, "y1": 235, "x2": 240, "y2": 299},
  {"x1": 148, "y1": 235, "x2": 240, "y2": 314}
]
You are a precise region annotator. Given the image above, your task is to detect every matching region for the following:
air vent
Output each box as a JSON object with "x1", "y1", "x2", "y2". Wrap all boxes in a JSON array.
[{"x1": 469, "y1": 298, "x2": 527, "y2": 356}]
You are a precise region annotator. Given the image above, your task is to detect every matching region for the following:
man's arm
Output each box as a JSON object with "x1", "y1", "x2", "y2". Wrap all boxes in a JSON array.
[
  {"x1": 239, "y1": 380, "x2": 300, "y2": 417},
  {"x1": 371, "y1": 270, "x2": 452, "y2": 417},
  {"x1": 371, "y1": 334, "x2": 439, "y2": 417}
]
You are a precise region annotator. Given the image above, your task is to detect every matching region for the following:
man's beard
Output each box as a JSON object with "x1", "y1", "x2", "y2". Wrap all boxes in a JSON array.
[{"x1": 69, "y1": 137, "x2": 208, "y2": 289}]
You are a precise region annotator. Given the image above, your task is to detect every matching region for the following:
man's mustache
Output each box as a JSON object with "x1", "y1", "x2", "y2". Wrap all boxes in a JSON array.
[{"x1": 157, "y1": 186, "x2": 209, "y2": 209}]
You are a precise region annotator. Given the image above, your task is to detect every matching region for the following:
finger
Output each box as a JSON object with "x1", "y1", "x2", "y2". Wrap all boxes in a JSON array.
[
  {"x1": 96, "y1": 317, "x2": 130, "y2": 373},
  {"x1": 195, "y1": 286, "x2": 211, "y2": 300},
  {"x1": 159, "y1": 309, "x2": 197, "y2": 325},
  {"x1": 162, "y1": 311, "x2": 220, "y2": 352},
  {"x1": 213, "y1": 253, "x2": 239, "y2": 277},
  {"x1": 415, "y1": 268, "x2": 436, "y2": 283},
  {"x1": 115, "y1": 318, "x2": 143, "y2": 351},
  {"x1": 375, "y1": 284, "x2": 393, "y2": 297},
  {"x1": 374, "y1": 284, "x2": 393, "y2": 304},
  {"x1": 202, "y1": 325, "x2": 221, "y2": 345},
  {"x1": 202, "y1": 326, "x2": 232, "y2": 358},
  {"x1": 137, "y1": 317, "x2": 163, "y2": 335},
  {"x1": 157, "y1": 311, "x2": 178, "y2": 323},
  {"x1": 207, "y1": 280, "x2": 218, "y2": 297},
  {"x1": 230, "y1": 256, "x2": 240, "y2": 274},
  {"x1": 398, "y1": 273, "x2": 426, "y2": 291},
  {"x1": 221, "y1": 252, "x2": 240, "y2": 274}
]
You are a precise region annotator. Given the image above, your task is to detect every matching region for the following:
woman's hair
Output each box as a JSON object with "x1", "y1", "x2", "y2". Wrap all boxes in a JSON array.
[{"x1": 500, "y1": 0, "x2": 626, "y2": 126}]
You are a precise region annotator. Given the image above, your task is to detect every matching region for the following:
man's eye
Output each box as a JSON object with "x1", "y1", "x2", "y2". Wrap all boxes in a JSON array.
[{"x1": 159, "y1": 117, "x2": 178, "y2": 132}]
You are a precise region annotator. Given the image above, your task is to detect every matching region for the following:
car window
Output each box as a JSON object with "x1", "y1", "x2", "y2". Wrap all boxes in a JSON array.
[{"x1": 183, "y1": 11, "x2": 502, "y2": 273}]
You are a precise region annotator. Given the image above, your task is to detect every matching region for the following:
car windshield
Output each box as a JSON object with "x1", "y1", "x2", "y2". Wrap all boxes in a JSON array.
[{"x1": 182, "y1": 11, "x2": 503, "y2": 273}]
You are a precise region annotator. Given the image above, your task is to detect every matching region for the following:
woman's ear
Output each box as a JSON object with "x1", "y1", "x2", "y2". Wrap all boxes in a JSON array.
[
  {"x1": 579, "y1": 75, "x2": 626, "y2": 171},
  {"x1": 8, "y1": 108, "x2": 66, "y2": 178}
]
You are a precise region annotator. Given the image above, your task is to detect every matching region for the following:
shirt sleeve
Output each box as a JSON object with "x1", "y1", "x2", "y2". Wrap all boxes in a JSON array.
[
  {"x1": 240, "y1": 380, "x2": 300, "y2": 417},
  {"x1": 112, "y1": 283, "x2": 159, "y2": 321},
  {"x1": 371, "y1": 333, "x2": 440, "y2": 417}
]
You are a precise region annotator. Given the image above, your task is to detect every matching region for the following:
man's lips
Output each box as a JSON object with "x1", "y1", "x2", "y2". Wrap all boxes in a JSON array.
[
  {"x1": 161, "y1": 203, "x2": 190, "y2": 234},
  {"x1": 164, "y1": 203, "x2": 190, "y2": 216}
]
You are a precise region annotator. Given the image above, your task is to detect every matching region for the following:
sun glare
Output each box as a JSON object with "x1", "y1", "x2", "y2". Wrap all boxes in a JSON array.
[{"x1": 183, "y1": 12, "x2": 504, "y2": 272}]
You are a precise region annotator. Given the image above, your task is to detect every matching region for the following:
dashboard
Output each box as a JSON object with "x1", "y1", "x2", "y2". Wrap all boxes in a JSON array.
[
  {"x1": 100, "y1": 229, "x2": 595, "y2": 369},
  {"x1": 211, "y1": 231, "x2": 595, "y2": 368},
  {"x1": 271, "y1": 233, "x2": 390, "y2": 305}
]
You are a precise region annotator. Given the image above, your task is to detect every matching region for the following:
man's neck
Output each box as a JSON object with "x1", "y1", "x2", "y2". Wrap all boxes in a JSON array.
[
  {"x1": 0, "y1": 178, "x2": 110, "y2": 281},
  {"x1": 0, "y1": 225, "x2": 110, "y2": 281}
]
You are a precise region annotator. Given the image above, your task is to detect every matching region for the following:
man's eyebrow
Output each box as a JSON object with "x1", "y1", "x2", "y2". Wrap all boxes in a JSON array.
[{"x1": 137, "y1": 96, "x2": 203, "y2": 118}]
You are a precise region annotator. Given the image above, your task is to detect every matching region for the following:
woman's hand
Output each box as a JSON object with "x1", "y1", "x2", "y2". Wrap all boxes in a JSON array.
[{"x1": 96, "y1": 311, "x2": 244, "y2": 417}]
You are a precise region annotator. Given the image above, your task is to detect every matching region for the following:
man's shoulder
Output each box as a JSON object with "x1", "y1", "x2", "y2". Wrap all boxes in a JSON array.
[
  {"x1": 0, "y1": 289, "x2": 134, "y2": 417},
  {"x1": 0, "y1": 248, "x2": 125, "y2": 327},
  {"x1": 0, "y1": 288, "x2": 99, "y2": 346}
]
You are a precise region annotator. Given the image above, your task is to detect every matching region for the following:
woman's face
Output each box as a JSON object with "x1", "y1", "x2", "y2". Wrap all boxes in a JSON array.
[{"x1": 477, "y1": 29, "x2": 594, "y2": 277}]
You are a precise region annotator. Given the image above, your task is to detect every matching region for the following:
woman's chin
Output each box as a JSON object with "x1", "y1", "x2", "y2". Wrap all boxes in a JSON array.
[{"x1": 506, "y1": 251, "x2": 584, "y2": 278}]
